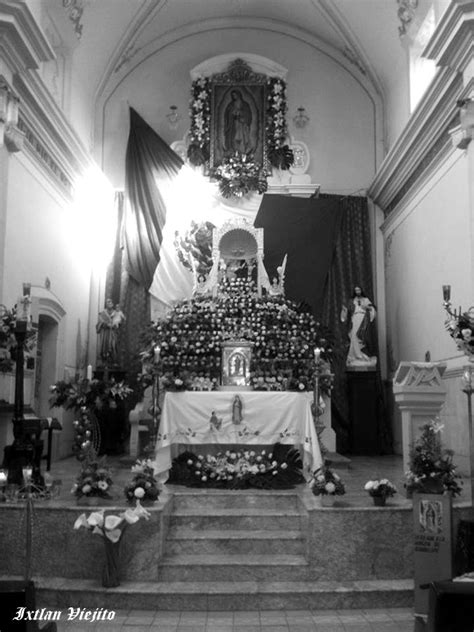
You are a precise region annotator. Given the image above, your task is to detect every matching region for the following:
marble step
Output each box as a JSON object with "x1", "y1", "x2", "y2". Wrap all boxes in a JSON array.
[
  {"x1": 157, "y1": 554, "x2": 310, "y2": 582},
  {"x1": 33, "y1": 576, "x2": 414, "y2": 611},
  {"x1": 166, "y1": 529, "x2": 305, "y2": 555},
  {"x1": 171, "y1": 490, "x2": 300, "y2": 511},
  {"x1": 170, "y1": 507, "x2": 303, "y2": 531}
]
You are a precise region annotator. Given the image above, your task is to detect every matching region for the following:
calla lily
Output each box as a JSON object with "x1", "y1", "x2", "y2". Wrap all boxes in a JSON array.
[
  {"x1": 105, "y1": 528, "x2": 122, "y2": 543},
  {"x1": 73, "y1": 514, "x2": 88, "y2": 530},
  {"x1": 86, "y1": 511, "x2": 104, "y2": 528},
  {"x1": 92, "y1": 526, "x2": 103, "y2": 536},
  {"x1": 104, "y1": 515, "x2": 123, "y2": 531},
  {"x1": 122, "y1": 508, "x2": 139, "y2": 525}
]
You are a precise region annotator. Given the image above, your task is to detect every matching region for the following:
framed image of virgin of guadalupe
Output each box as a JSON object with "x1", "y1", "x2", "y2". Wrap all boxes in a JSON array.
[{"x1": 210, "y1": 59, "x2": 269, "y2": 172}]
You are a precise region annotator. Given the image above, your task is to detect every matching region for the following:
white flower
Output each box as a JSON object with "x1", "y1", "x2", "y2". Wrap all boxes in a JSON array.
[
  {"x1": 380, "y1": 479, "x2": 389, "y2": 485},
  {"x1": 325, "y1": 482, "x2": 336, "y2": 494},
  {"x1": 364, "y1": 481, "x2": 374, "y2": 491},
  {"x1": 134, "y1": 487, "x2": 145, "y2": 499},
  {"x1": 73, "y1": 514, "x2": 88, "y2": 530},
  {"x1": 81, "y1": 484, "x2": 92, "y2": 494},
  {"x1": 105, "y1": 529, "x2": 122, "y2": 543},
  {"x1": 86, "y1": 511, "x2": 105, "y2": 529},
  {"x1": 105, "y1": 515, "x2": 123, "y2": 531},
  {"x1": 280, "y1": 463, "x2": 288, "y2": 470},
  {"x1": 317, "y1": 475, "x2": 325, "y2": 483},
  {"x1": 97, "y1": 480, "x2": 108, "y2": 491},
  {"x1": 187, "y1": 459, "x2": 193, "y2": 465}
]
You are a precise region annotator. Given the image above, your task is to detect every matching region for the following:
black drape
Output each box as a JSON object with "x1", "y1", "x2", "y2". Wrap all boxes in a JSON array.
[
  {"x1": 255, "y1": 194, "x2": 343, "y2": 314},
  {"x1": 124, "y1": 107, "x2": 183, "y2": 289},
  {"x1": 255, "y1": 193, "x2": 392, "y2": 456}
]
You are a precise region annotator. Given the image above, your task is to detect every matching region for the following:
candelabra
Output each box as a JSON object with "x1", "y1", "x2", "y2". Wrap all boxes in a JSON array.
[{"x1": 148, "y1": 345, "x2": 162, "y2": 449}]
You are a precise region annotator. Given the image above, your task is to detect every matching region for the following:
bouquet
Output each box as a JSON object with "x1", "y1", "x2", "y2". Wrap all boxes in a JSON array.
[
  {"x1": 124, "y1": 459, "x2": 160, "y2": 503},
  {"x1": 364, "y1": 478, "x2": 397, "y2": 499},
  {"x1": 72, "y1": 452, "x2": 113, "y2": 499},
  {"x1": 405, "y1": 419, "x2": 462, "y2": 496},
  {"x1": 310, "y1": 466, "x2": 345, "y2": 496},
  {"x1": 73, "y1": 501, "x2": 151, "y2": 543}
]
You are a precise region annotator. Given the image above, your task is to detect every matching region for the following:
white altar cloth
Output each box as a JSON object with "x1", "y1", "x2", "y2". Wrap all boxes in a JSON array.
[{"x1": 154, "y1": 391, "x2": 322, "y2": 481}]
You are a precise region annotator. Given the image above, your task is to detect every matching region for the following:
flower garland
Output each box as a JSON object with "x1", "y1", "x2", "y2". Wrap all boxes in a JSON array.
[{"x1": 186, "y1": 73, "x2": 293, "y2": 197}]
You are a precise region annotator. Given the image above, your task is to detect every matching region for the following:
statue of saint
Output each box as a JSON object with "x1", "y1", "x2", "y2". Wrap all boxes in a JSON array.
[
  {"x1": 340, "y1": 286, "x2": 377, "y2": 369},
  {"x1": 224, "y1": 90, "x2": 253, "y2": 155},
  {"x1": 96, "y1": 298, "x2": 126, "y2": 366}
]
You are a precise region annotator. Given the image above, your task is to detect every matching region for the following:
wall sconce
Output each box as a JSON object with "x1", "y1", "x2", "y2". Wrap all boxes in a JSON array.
[
  {"x1": 0, "y1": 76, "x2": 23, "y2": 152},
  {"x1": 292, "y1": 106, "x2": 310, "y2": 129},
  {"x1": 166, "y1": 105, "x2": 181, "y2": 131}
]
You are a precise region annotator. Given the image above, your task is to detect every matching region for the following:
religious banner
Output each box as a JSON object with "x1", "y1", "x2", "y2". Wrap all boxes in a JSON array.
[{"x1": 413, "y1": 492, "x2": 453, "y2": 615}]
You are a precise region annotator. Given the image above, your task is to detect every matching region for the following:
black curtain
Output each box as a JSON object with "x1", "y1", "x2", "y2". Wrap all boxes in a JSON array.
[
  {"x1": 256, "y1": 193, "x2": 392, "y2": 455},
  {"x1": 255, "y1": 194, "x2": 343, "y2": 313},
  {"x1": 124, "y1": 107, "x2": 183, "y2": 289}
]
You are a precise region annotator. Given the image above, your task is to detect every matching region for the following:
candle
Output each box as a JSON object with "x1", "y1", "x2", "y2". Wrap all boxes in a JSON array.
[
  {"x1": 0, "y1": 470, "x2": 7, "y2": 485},
  {"x1": 314, "y1": 347, "x2": 321, "y2": 362},
  {"x1": 86, "y1": 364, "x2": 93, "y2": 381},
  {"x1": 154, "y1": 345, "x2": 161, "y2": 362},
  {"x1": 442, "y1": 285, "x2": 451, "y2": 302}
]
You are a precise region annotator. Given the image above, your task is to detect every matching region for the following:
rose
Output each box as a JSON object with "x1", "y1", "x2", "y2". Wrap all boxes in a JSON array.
[
  {"x1": 134, "y1": 487, "x2": 145, "y2": 499},
  {"x1": 82, "y1": 484, "x2": 92, "y2": 494},
  {"x1": 325, "y1": 482, "x2": 336, "y2": 494}
]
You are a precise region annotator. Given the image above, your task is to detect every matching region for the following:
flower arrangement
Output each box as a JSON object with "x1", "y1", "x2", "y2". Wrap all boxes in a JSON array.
[
  {"x1": 72, "y1": 452, "x2": 113, "y2": 500},
  {"x1": 124, "y1": 459, "x2": 160, "y2": 504},
  {"x1": 187, "y1": 76, "x2": 211, "y2": 166},
  {"x1": 310, "y1": 466, "x2": 345, "y2": 496},
  {"x1": 0, "y1": 304, "x2": 37, "y2": 373},
  {"x1": 168, "y1": 444, "x2": 304, "y2": 489},
  {"x1": 74, "y1": 501, "x2": 151, "y2": 543},
  {"x1": 210, "y1": 152, "x2": 268, "y2": 198},
  {"x1": 138, "y1": 278, "x2": 332, "y2": 393},
  {"x1": 445, "y1": 306, "x2": 474, "y2": 357},
  {"x1": 364, "y1": 479, "x2": 397, "y2": 499},
  {"x1": 405, "y1": 419, "x2": 462, "y2": 496},
  {"x1": 49, "y1": 377, "x2": 133, "y2": 412}
]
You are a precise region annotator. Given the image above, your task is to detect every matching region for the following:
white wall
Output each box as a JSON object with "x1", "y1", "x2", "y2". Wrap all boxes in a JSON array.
[
  {"x1": 101, "y1": 28, "x2": 377, "y2": 194},
  {"x1": 383, "y1": 149, "x2": 472, "y2": 466}
]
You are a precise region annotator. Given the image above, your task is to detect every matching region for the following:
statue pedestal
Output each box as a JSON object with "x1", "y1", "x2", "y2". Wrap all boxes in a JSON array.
[
  {"x1": 393, "y1": 362, "x2": 447, "y2": 473},
  {"x1": 346, "y1": 370, "x2": 379, "y2": 454}
]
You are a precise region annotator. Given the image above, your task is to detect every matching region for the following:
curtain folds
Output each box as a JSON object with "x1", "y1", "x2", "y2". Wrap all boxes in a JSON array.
[
  {"x1": 320, "y1": 194, "x2": 392, "y2": 454},
  {"x1": 124, "y1": 107, "x2": 183, "y2": 289}
]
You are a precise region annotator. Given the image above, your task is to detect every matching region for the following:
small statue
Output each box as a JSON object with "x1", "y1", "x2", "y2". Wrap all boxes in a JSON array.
[
  {"x1": 96, "y1": 298, "x2": 126, "y2": 367},
  {"x1": 269, "y1": 254, "x2": 287, "y2": 297},
  {"x1": 232, "y1": 395, "x2": 243, "y2": 424}
]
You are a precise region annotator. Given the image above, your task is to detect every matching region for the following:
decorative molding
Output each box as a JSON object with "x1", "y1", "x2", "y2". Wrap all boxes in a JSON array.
[
  {"x1": 449, "y1": 122, "x2": 472, "y2": 150},
  {"x1": 62, "y1": 0, "x2": 84, "y2": 40},
  {"x1": 0, "y1": 1, "x2": 55, "y2": 70},
  {"x1": 342, "y1": 47, "x2": 367, "y2": 75},
  {"x1": 397, "y1": 0, "x2": 419, "y2": 38},
  {"x1": 191, "y1": 53, "x2": 287, "y2": 81},
  {"x1": 367, "y1": 67, "x2": 463, "y2": 215},
  {"x1": 4, "y1": 123, "x2": 25, "y2": 153}
]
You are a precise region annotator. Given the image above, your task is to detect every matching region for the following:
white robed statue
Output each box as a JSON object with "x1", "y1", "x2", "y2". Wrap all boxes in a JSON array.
[{"x1": 340, "y1": 285, "x2": 377, "y2": 369}]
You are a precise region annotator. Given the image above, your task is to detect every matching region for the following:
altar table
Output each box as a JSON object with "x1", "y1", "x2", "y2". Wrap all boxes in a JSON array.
[{"x1": 154, "y1": 391, "x2": 323, "y2": 481}]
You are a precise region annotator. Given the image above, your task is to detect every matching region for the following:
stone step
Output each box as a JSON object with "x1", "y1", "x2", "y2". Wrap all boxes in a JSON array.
[
  {"x1": 170, "y1": 508, "x2": 303, "y2": 531},
  {"x1": 166, "y1": 529, "x2": 305, "y2": 555},
  {"x1": 157, "y1": 554, "x2": 310, "y2": 582},
  {"x1": 33, "y1": 576, "x2": 414, "y2": 611},
  {"x1": 171, "y1": 490, "x2": 300, "y2": 511}
]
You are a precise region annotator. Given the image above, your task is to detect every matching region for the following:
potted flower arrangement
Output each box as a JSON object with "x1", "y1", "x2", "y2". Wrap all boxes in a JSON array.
[
  {"x1": 405, "y1": 419, "x2": 462, "y2": 497},
  {"x1": 310, "y1": 466, "x2": 345, "y2": 505},
  {"x1": 72, "y1": 451, "x2": 114, "y2": 504},
  {"x1": 74, "y1": 501, "x2": 151, "y2": 587},
  {"x1": 124, "y1": 459, "x2": 160, "y2": 504},
  {"x1": 364, "y1": 479, "x2": 397, "y2": 506}
]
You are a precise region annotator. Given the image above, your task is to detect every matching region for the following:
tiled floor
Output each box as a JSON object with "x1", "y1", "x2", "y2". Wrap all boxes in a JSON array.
[{"x1": 56, "y1": 607, "x2": 416, "y2": 631}]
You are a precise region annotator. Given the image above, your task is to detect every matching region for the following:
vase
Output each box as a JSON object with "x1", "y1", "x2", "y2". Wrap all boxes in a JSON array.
[
  {"x1": 372, "y1": 495, "x2": 386, "y2": 507},
  {"x1": 102, "y1": 538, "x2": 121, "y2": 588}
]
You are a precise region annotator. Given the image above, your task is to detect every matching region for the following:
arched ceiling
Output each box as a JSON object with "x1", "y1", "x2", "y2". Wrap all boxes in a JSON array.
[{"x1": 45, "y1": 0, "x2": 428, "y2": 109}]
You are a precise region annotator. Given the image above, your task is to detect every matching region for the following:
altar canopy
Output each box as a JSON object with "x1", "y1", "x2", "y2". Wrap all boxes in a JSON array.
[{"x1": 154, "y1": 391, "x2": 323, "y2": 481}]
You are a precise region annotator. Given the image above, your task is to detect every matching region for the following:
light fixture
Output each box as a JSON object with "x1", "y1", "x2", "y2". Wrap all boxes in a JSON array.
[
  {"x1": 292, "y1": 106, "x2": 310, "y2": 129},
  {"x1": 166, "y1": 105, "x2": 181, "y2": 130}
]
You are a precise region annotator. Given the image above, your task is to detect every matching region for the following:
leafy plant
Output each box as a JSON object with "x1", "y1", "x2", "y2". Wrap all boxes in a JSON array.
[{"x1": 364, "y1": 478, "x2": 397, "y2": 499}]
